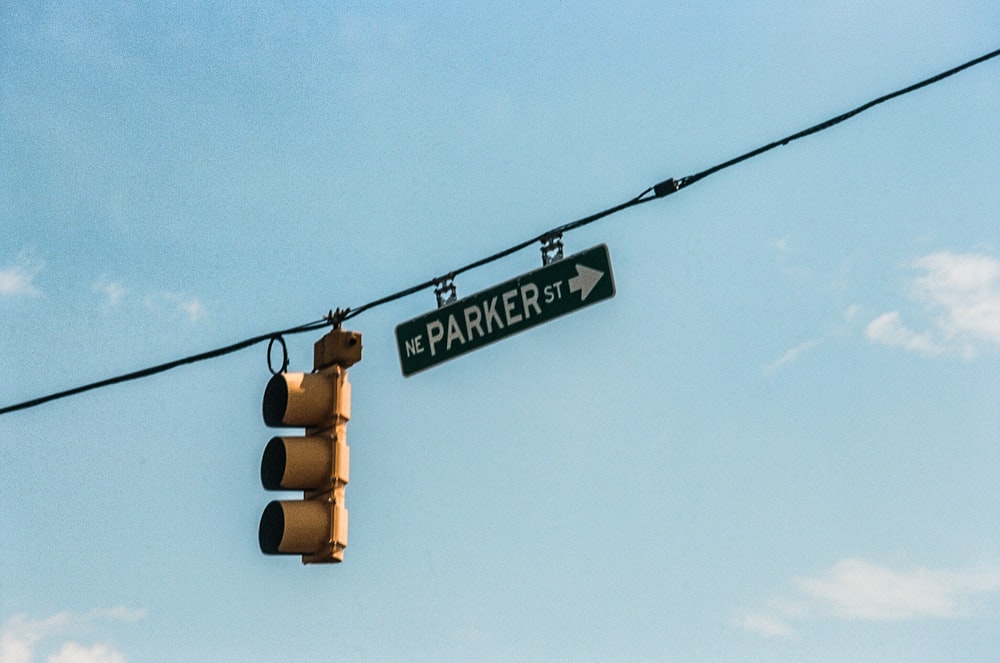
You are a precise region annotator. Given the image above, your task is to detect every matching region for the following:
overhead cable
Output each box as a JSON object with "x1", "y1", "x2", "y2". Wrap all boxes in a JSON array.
[
  {"x1": 343, "y1": 47, "x2": 1000, "y2": 321},
  {"x1": 2, "y1": 47, "x2": 997, "y2": 416},
  {"x1": 0, "y1": 319, "x2": 328, "y2": 415}
]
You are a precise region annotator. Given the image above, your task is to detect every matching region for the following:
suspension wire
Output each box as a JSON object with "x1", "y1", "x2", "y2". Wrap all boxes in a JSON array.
[
  {"x1": 674, "y1": 46, "x2": 1000, "y2": 191},
  {"x1": 343, "y1": 47, "x2": 1000, "y2": 322},
  {"x1": 2, "y1": 47, "x2": 997, "y2": 416},
  {"x1": 0, "y1": 319, "x2": 328, "y2": 416}
]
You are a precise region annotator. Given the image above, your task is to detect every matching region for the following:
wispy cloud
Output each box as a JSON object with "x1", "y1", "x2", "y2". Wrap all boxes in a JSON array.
[
  {"x1": 763, "y1": 305, "x2": 861, "y2": 374},
  {"x1": 867, "y1": 251, "x2": 1000, "y2": 359},
  {"x1": 0, "y1": 254, "x2": 44, "y2": 299},
  {"x1": 92, "y1": 278, "x2": 206, "y2": 322},
  {"x1": 0, "y1": 607, "x2": 143, "y2": 663},
  {"x1": 173, "y1": 296, "x2": 207, "y2": 322},
  {"x1": 737, "y1": 611, "x2": 797, "y2": 638},
  {"x1": 738, "y1": 559, "x2": 1000, "y2": 638},
  {"x1": 90, "y1": 282, "x2": 206, "y2": 322},
  {"x1": 144, "y1": 291, "x2": 206, "y2": 322},
  {"x1": 763, "y1": 338, "x2": 822, "y2": 374},
  {"x1": 92, "y1": 279, "x2": 129, "y2": 309},
  {"x1": 1, "y1": 257, "x2": 207, "y2": 325},
  {"x1": 47, "y1": 641, "x2": 126, "y2": 663},
  {"x1": 771, "y1": 236, "x2": 791, "y2": 253}
]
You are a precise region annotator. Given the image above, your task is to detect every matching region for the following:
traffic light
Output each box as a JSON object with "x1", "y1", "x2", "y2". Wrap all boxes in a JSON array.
[{"x1": 258, "y1": 328, "x2": 362, "y2": 564}]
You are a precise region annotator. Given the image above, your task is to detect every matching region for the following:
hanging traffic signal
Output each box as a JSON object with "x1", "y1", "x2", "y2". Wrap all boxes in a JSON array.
[{"x1": 258, "y1": 328, "x2": 362, "y2": 564}]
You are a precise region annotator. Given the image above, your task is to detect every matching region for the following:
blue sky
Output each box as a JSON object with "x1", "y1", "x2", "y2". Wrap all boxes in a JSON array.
[{"x1": 2, "y1": 3, "x2": 999, "y2": 661}]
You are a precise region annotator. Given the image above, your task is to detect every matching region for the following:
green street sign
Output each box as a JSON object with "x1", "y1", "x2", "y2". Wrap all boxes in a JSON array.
[{"x1": 395, "y1": 244, "x2": 615, "y2": 376}]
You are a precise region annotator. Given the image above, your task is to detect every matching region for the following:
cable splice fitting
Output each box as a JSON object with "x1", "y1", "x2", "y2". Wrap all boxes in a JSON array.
[{"x1": 653, "y1": 178, "x2": 680, "y2": 198}]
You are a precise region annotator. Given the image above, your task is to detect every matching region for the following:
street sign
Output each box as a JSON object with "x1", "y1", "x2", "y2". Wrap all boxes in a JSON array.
[{"x1": 395, "y1": 244, "x2": 615, "y2": 376}]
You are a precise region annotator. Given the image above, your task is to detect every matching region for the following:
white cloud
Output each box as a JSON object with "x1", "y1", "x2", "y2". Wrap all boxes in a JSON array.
[
  {"x1": 47, "y1": 642, "x2": 124, "y2": 663},
  {"x1": 771, "y1": 236, "x2": 791, "y2": 253},
  {"x1": 0, "y1": 255, "x2": 44, "y2": 299},
  {"x1": 739, "y1": 559, "x2": 1000, "y2": 638},
  {"x1": 0, "y1": 608, "x2": 142, "y2": 663},
  {"x1": 795, "y1": 559, "x2": 1000, "y2": 621},
  {"x1": 912, "y1": 252, "x2": 1000, "y2": 349},
  {"x1": 737, "y1": 611, "x2": 796, "y2": 638},
  {"x1": 91, "y1": 280, "x2": 205, "y2": 321},
  {"x1": 92, "y1": 279, "x2": 129, "y2": 308},
  {"x1": 867, "y1": 251, "x2": 1000, "y2": 359},
  {"x1": 0, "y1": 612, "x2": 67, "y2": 663},
  {"x1": 144, "y1": 292, "x2": 207, "y2": 322},
  {"x1": 864, "y1": 311, "x2": 945, "y2": 355},
  {"x1": 764, "y1": 305, "x2": 861, "y2": 374},
  {"x1": 174, "y1": 296, "x2": 206, "y2": 322},
  {"x1": 763, "y1": 338, "x2": 822, "y2": 374}
]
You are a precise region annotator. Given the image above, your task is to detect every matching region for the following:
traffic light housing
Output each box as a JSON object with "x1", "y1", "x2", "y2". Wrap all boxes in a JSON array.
[{"x1": 258, "y1": 329, "x2": 361, "y2": 564}]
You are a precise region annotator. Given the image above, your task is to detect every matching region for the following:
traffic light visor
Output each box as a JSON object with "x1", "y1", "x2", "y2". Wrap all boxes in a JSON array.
[
  {"x1": 258, "y1": 500, "x2": 331, "y2": 555},
  {"x1": 261, "y1": 436, "x2": 334, "y2": 490},
  {"x1": 262, "y1": 372, "x2": 336, "y2": 428}
]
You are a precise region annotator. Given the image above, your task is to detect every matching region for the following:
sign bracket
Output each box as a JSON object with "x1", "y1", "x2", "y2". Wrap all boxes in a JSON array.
[{"x1": 433, "y1": 275, "x2": 457, "y2": 308}]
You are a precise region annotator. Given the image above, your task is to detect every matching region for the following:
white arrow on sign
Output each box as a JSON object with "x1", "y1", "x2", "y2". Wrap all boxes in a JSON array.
[{"x1": 568, "y1": 263, "x2": 605, "y2": 301}]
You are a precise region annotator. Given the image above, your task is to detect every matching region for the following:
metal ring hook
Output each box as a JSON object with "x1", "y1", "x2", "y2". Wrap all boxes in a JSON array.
[{"x1": 267, "y1": 335, "x2": 290, "y2": 375}]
